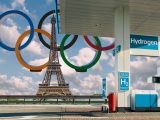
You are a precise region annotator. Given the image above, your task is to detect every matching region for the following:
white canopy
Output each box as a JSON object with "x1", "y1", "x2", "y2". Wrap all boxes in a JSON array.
[{"x1": 60, "y1": 0, "x2": 160, "y2": 37}]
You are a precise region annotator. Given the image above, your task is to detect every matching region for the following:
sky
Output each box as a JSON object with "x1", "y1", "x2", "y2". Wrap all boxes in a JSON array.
[{"x1": 0, "y1": 0, "x2": 160, "y2": 100}]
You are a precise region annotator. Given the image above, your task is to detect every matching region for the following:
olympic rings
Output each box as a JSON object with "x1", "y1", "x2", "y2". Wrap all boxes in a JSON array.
[
  {"x1": 0, "y1": 10, "x2": 114, "y2": 72},
  {"x1": 84, "y1": 36, "x2": 115, "y2": 51},
  {"x1": 38, "y1": 10, "x2": 78, "y2": 50},
  {"x1": 60, "y1": 34, "x2": 102, "y2": 72},
  {"x1": 0, "y1": 10, "x2": 34, "y2": 51},
  {"x1": 15, "y1": 29, "x2": 51, "y2": 71}
]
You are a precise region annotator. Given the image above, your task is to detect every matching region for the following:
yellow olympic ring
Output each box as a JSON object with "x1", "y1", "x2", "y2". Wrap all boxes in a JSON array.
[{"x1": 15, "y1": 29, "x2": 51, "y2": 71}]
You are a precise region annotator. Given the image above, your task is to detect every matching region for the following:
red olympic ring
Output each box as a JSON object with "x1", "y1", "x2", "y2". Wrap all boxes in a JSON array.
[{"x1": 83, "y1": 36, "x2": 115, "y2": 51}]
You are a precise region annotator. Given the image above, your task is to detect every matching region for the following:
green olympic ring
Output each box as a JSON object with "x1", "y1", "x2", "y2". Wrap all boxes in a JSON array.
[{"x1": 60, "y1": 34, "x2": 102, "y2": 72}]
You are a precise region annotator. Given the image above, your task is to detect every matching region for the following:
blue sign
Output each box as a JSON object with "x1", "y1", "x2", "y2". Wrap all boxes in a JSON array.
[
  {"x1": 130, "y1": 34, "x2": 158, "y2": 50},
  {"x1": 119, "y1": 72, "x2": 129, "y2": 90},
  {"x1": 112, "y1": 45, "x2": 121, "y2": 56},
  {"x1": 102, "y1": 78, "x2": 106, "y2": 98}
]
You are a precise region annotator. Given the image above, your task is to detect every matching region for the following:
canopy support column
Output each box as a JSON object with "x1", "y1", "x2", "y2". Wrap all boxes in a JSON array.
[{"x1": 114, "y1": 6, "x2": 130, "y2": 111}]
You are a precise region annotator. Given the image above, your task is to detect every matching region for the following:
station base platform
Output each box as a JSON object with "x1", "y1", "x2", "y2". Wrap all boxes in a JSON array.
[{"x1": 117, "y1": 107, "x2": 160, "y2": 112}]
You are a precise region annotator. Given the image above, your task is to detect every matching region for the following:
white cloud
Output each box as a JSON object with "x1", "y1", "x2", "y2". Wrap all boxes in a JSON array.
[
  {"x1": 92, "y1": 62, "x2": 103, "y2": 71},
  {"x1": 71, "y1": 47, "x2": 109, "y2": 71},
  {"x1": 130, "y1": 57, "x2": 158, "y2": 90},
  {"x1": 69, "y1": 74, "x2": 102, "y2": 95},
  {"x1": 59, "y1": 56, "x2": 76, "y2": 76},
  {"x1": 11, "y1": 0, "x2": 25, "y2": 8},
  {"x1": 0, "y1": 0, "x2": 30, "y2": 15},
  {"x1": 109, "y1": 56, "x2": 115, "y2": 67},
  {"x1": 46, "y1": 0, "x2": 53, "y2": 4},
  {"x1": 26, "y1": 57, "x2": 48, "y2": 75},
  {"x1": 106, "y1": 73, "x2": 115, "y2": 92},
  {"x1": 70, "y1": 74, "x2": 103, "y2": 95},
  {"x1": 0, "y1": 4, "x2": 9, "y2": 12},
  {"x1": 5, "y1": 18, "x2": 16, "y2": 26},
  {"x1": 100, "y1": 37, "x2": 115, "y2": 44},
  {"x1": 0, "y1": 74, "x2": 7, "y2": 80},
  {"x1": 100, "y1": 52, "x2": 109, "y2": 61},
  {"x1": 71, "y1": 48, "x2": 95, "y2": 66},
  {"x1": 11, "y1": 0, "x2": 29, "y2": 14},
  {"x1": 0, "y1": 23, "x2": 20, "y2": 46},
  {"x1": 107, "y1": 53, "x2": 115, "y2": 67},
  {"x1": 43, "y1": 23, "x2": 51, "y2": 33},
  {"x1": 9, "y1": 76, "x2": 28, "y2": 89},
  {"x1": 0, "y1": 74, "x2": 34, "y2": 95},
  {"x1": 42, "y1": 22, "x2": 57, "y2": 35},
  {"x1": 0, "y1": 59, "x2": 4, "y2": 64},
  {"x1": 132, "y1": 81, "x2": 147, "y2": 89},
  {"x1": 24, "y1": 40, "x2": 45, "y2": 56},
  {"x1": 80, "y1": 74, "x2": 102, "y2": 89},
  {"x1": 70, "y1": 88, "x2": 80, "y2": 95},
  {"x1": 29, "y1": 57, "x2": 48, "y2": 66},
  {"x1": 131, "y1": 57, "x2": 157, "y2": 76},
  {"x1": 92, "y1": 52, "x2": 109, "y2": 71}
]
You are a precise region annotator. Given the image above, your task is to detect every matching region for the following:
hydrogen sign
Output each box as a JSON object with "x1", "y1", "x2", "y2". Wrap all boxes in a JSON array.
[
  {"x1": 130, "y1": 34, "x2": 158, "y2": 50},
  {"x1": 119, "y1": 72, "x2": 129, "y2": 91},
  {"x1": 102, "y1": 78, "x2": 106, "y2": 98}
]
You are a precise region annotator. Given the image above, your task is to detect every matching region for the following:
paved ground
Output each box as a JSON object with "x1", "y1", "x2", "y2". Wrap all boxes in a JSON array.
[{"x1": 0, "y1": 105, "x2": 160, "y2": 120}]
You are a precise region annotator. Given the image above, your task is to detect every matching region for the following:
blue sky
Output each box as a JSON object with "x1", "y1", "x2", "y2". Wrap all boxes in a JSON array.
[{"x1": 0, "y1": 0, "x2": 160, "y2": 99}]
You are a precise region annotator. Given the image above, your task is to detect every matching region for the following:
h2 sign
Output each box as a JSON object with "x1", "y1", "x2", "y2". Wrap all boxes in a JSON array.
[
  {"x1": 130, "y1": 34, "x2": 158, "y2": 50},
  {"x1": 119, "y1": 72, "x2": 129, "y2": 91}
]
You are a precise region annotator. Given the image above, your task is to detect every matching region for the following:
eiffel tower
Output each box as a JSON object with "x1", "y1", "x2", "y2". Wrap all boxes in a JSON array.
[{"x1": 36, "y1": 15, "x2": 71, "y2": 96}]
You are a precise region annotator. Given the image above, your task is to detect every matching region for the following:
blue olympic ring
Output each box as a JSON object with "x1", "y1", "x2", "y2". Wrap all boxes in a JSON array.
[{"x1": 0, "y1": 10, "x2": 34, "y2": 51}]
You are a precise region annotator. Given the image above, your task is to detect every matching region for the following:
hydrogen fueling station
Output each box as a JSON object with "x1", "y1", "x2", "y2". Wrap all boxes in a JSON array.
[
  {"x1": 59, "y1": 0, "x2": 160, "y2": 112},
  {"x1": 1, "y1": 1, "x2": 160, "y2": 119}
]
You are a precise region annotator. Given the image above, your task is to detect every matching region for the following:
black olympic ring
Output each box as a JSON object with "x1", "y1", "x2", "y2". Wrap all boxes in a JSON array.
[{"x1": 38, "y1": 10, "x2": 78, "y2": 51}]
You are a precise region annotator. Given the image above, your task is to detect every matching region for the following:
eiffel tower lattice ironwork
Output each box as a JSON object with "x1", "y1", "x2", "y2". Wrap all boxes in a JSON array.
[{"x1": 37, "y1": 16, "x2": 71, "y2": 96}]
